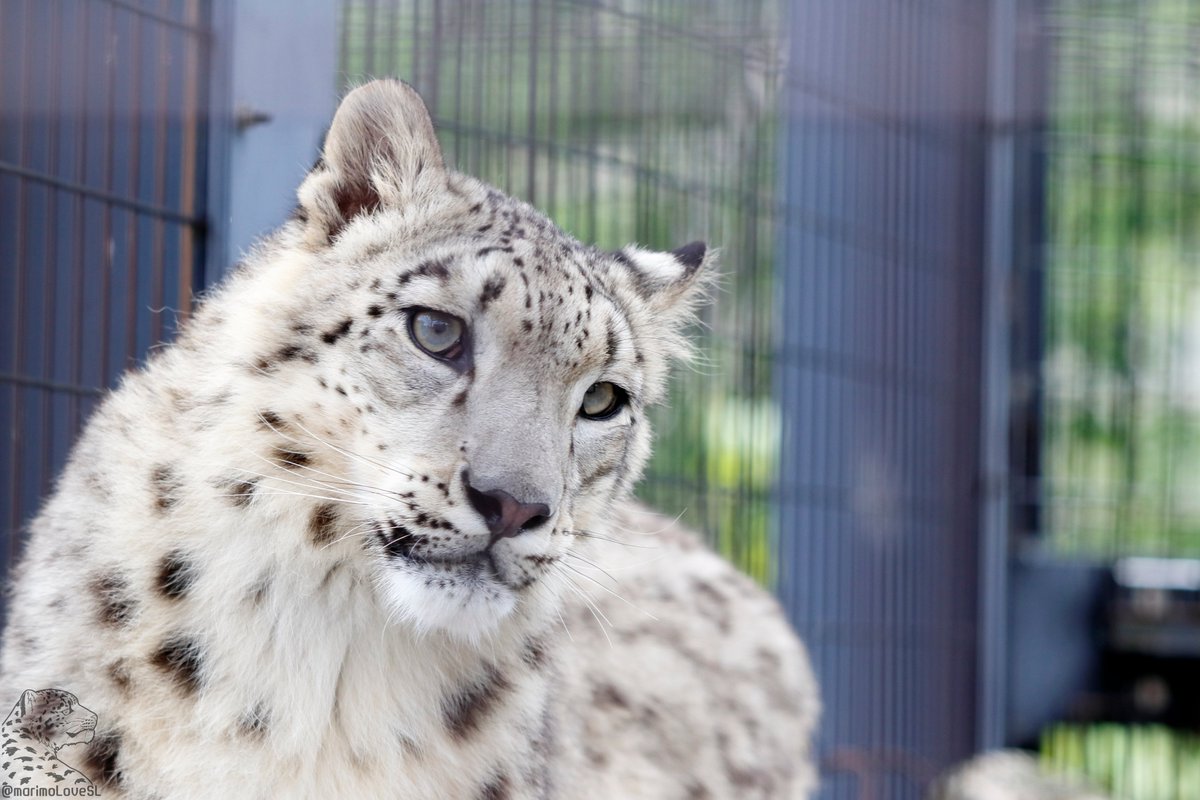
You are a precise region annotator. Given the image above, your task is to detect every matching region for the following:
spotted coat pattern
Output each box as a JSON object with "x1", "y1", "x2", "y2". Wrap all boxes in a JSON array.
[{"x1": 0, "y1": 80, "x2": 818, "y2": 798}]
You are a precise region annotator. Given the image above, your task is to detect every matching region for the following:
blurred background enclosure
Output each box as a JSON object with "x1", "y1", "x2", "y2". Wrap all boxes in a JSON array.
[{"x1": 3, "y1": 1, "x2": 1200, "y2": 798}]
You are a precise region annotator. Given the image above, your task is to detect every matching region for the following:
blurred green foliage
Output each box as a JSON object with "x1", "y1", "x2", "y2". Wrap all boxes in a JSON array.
[
  {"x1": 1042, "y1": 723, "x2": 1200, "y2": 799},
  {"x1": 1044, "y1": 0, "x2": 1200, "y2": 556}
]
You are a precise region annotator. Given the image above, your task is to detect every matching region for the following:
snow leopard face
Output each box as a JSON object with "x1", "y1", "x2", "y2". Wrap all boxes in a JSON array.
[
  {"x1": 2, "y1": 689, "x2": 97, "y2": 753},
  {"x1": 221, "y1": 81, "x2": 710, "y2": 640}
]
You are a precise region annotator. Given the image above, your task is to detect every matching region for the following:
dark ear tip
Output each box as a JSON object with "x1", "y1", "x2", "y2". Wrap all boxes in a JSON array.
[{"x1": 670, "y1": 241, "x2": 707, "y2": 271}]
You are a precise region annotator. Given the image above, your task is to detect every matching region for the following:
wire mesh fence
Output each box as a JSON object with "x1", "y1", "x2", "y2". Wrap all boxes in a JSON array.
[
  {"x1": 1017, "y1": 0, "x2": 1200, "y2": 795},
  {"x1": 0, "y1": 0, "x2": 211, "y2": 579},
  {"x1": 1032, "y1": 0, "x2": 1200, "y2": 559}
]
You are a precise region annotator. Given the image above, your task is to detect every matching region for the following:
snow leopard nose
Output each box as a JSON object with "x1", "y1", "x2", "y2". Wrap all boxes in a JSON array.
[{"x1": 465, "y1": 476, "x2": 552, "y2": 543}]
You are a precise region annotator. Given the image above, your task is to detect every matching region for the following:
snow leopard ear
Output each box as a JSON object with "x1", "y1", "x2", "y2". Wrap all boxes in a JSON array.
[
  {"x1": 297, "y1": 79, "x2": 445, "y2": 245},
  {"x1": 616, "y1": 241, "x2": 715, "y2": 318},
  {"x1": 17, "y1": 689, "x2": 36, "y2": 717}
]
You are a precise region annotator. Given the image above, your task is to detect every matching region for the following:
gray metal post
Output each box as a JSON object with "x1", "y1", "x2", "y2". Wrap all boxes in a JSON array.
[
  {"x1": 209, "y1": 0, "x2": 341, "y2": 278},
  {"x1": 979, "y1": 0, "x2": 1018, "y2": 752},
  {"x1": 775, "y1": 2, "x2": 992, "y2": 795}
]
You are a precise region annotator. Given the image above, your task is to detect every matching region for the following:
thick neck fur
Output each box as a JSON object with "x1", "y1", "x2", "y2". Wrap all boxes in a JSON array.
[
  {"x1": 2, "y1": 81, "x2": 711, "y2": 797},
  {"x1": 0, "y1": 224, "x2": 565, "y2": 796}
]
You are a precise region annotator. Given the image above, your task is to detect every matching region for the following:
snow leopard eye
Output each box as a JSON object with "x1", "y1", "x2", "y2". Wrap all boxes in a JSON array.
[
  {"x1": 579, "y1": 382, "x2": 628, "y2": 420},
  {"x1": 408, "y1": 308, "x2": 465, "y2": 361}
]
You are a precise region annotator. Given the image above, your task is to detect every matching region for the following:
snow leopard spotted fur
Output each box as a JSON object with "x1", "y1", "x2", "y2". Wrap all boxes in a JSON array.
[{"x1": 0, "y1": 80, "x2": 819, "y2": 798}]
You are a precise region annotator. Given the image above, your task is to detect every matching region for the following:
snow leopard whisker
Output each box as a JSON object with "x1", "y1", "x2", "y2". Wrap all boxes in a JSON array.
[
  {"x1": 237, "y1": 443, "x2": 408, "y2": 506},
  {"x1": 557, "y1": 558, "x2": 658, "y2": 622},
  {"x1": 600, "y1": 508, "x2": 689, "y2": 538},
  {"x1": 224, "y1": 464, "x2": 373, "y2": 505},
  {"x1": 253, "y1": 407, "x2": 418, "y2": 484},
  {"x1": 566, "y1": 587, "x2": 615, "y2": 649},
  {"x1": 559, "y1": 550, "x2": 623, "y2": 586},
  {"x1": 232, "y1": 446, "x2": 425, "y2": 513},
  {"x1": 562, "y1": 529, "x2": 658, "y2": 549},
  {"x1": 321, "y1": 519, "x2": 381, "y2": 551},
  {"x1": 217, "y1": 465, "x2": 377, "y2": 507},
  {"x1": 261, "y1": 455, "x2": 407, "y2": 506},
  {"x1": 229, "y1": 453, "x2": 365, "y2": 496},
  {"x1": 555, "y1": 570, "x2": 610, "y2": 632},
  {"x1": 550, "y1": 566, "x2": 614, "y2": 648},
  {"x1": 324, "y1": 517, "x2": 423, "y2": 552},
  {"x1": 379, "y1": 596, "x2": 409, "y2": 644},
  {"x1": 377, "y1": 527, "x2": 419, "y2": 556},
  {"x1": 559, "y1": 561, "x2": 657, "y2": 623},
  {"x1": 276, "y1": 414, "x2": 419, "y2": 482},
  {"x1": 553, "y1": 605, "x2": 575, "y2": 643},
  {"x1": 225, "y1": 489, "x2": 374, "y2": 507}
]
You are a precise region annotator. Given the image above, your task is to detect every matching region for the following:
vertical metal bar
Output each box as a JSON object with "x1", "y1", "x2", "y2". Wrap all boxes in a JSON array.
[
  {"x1": 100, "y1": 0, "x2": 115, "y2": 387},
  {"x1": 887, "y1": 1, "x2": 902, "y2": 772},
  {"x1": 7, "y1": 0, "x2": 32, "y2": 563},
  {"x1": 450, "y1": 0, "x2": 465, "y2": 165},
  {"x1": 904, "y1": 0, "x2": 921, "y2": 769},
  {"x1": 585, "y1": 5, "x2": 598, "y2": 242},
  {"x1": 365, "y1": 0, "x2": 378, "y2": 76},
  {"x1": 473, "y1": 0, "x2": 487, "y2": 179},
  {"x1": 525, "y1": 0, "x2": 538, "y2": 203},
  {"x1": 202, "y1": 0, "x2": 233, "y2": 284},
  {"x1": 338, "y1": 0, "x2": 351, "y2": 79},
  {"x1": 39, "y1": 0, "x2": 62, "y2": 506},
  {"x1": 411, "y1": 0, "x2": 422, "y2": 87},
  {"x1": 177, "y1": 0, "x2": 201, "y2": 315},
  {"x1": 428, "y1": 0, "x2": 442, "y2": 120},
  {"x1": 543, "y1": 0, "x2": 558, "y2": 217},
  {"x1": 1116, "y1": 4, "x2": 1148, "y2": 555},
  {"x1": 568, "y1": 3, "x2": 588, "y2": 239},
  {"x1": 123, "y1": 6, "x2": 142, "y2": 369},
  {"x1": 502, "y1": 0, "x2": 515, "y2": 191},
  {"x1": 0, "y1": 0, "x2": 15, "y2": 576},
  {"x1": 69, "y1": 0, "x2": 91, "y2": 439},
  {"x1": 978, "y1": 0, "x2": 1017, "y2": 753},
  {"x1": 151, "y1": 4, "x2": 169, "y2": 345},
  {"x1": 388, "y1": 0, "x2": 401, "y2": 80}
]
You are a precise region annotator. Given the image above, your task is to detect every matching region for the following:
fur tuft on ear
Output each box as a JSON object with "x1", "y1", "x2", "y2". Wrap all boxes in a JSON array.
[
  {"x1": 617, "y1": 240, "x2": 715, "y2": 317},
  {"x1": 17, "y1": 689, "x2": 36, "y2": 717},
  {"x1": 296, "y1": 79, "x2": 445, "y2": 245},
  {"x1": 611, "y1": 241, "x2": 716, "y2": 381}
]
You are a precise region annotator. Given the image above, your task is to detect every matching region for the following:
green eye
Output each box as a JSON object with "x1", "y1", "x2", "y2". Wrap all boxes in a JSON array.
[
  {"x1": 408, "y1": 309, "x2": 465, "y2": 360},
  {"x1": 580, "y1": 382, "x2": 627, "y2": 420}
]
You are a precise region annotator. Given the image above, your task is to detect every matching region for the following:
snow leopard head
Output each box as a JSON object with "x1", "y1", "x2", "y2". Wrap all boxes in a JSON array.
[{"x1": 214, "y1": 80, "x2": 711, "y2": 641}]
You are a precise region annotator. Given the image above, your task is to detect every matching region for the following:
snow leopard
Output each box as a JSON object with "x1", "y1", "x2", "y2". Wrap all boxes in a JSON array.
[
  {"x1": 1, "y1": 688, "x2": 96, "y2": 790},
  {"x1": 0, "y1": 79, "x2": 819, "y2": 798}
]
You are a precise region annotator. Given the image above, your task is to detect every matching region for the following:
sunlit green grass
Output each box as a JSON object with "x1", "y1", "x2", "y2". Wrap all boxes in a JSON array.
[{"x1": 1042, "y1": 723, "x2": 1200, "y2": 799}]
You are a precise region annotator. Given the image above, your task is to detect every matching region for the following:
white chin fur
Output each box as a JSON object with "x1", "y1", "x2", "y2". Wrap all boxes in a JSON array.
[{"x1": 376, "y1": 568, "x2": 517, "y2": 644}]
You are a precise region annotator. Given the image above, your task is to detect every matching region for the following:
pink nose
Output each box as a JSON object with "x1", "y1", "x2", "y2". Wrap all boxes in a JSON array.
[{"x1": 465, "y1": 480, "x2": 551, "y2": 545}]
